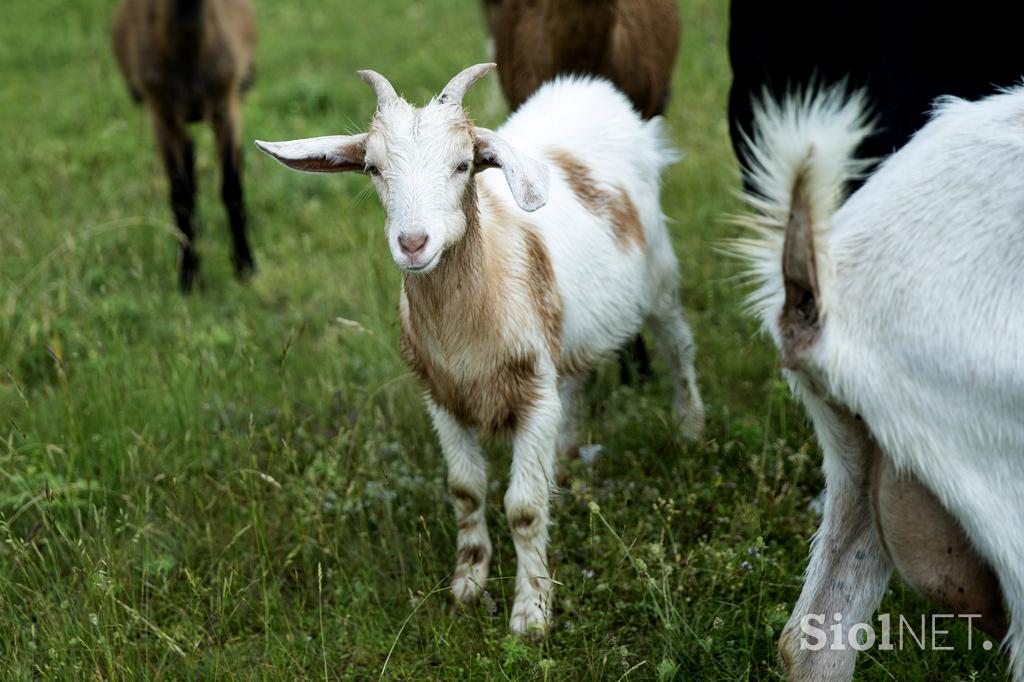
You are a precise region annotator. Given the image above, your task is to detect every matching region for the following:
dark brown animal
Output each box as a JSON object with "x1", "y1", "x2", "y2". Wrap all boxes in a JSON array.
[
  {"x1": 486, "y1": 0, "x2": 681, "y2": 119},
  {"x1": 113, "y1": 0, "x2": 257, "y2": 292}
]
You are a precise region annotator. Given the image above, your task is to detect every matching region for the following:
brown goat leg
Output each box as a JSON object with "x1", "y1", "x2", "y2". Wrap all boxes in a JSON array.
[
  {"x1": 211, "y1": 98, "x2": 254, "y2": 279},
  {"x1": 151, "y1": 110, "x2": 199, "y2": 292}
]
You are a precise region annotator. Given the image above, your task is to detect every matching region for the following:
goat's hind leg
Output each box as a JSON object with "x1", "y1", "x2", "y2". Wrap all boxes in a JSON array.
[
  {"x1": 151, "y1": 110, "x2": 198, "y2": 292},
  {"x1": 646, "y1": 293, "x2": 704, "y2": 439},
  {"x1": 211, "y1": 96, "x2": 255, "y2": 279},
  {"x1": 780, "y1": 392, "x2": 892, "y2": 681},
  {"x1": 428, "y1": 402, "x2": 492, "y2": 606},
  {"x1": 556, "y1": 374, "x2": 584, "y2": 460}
]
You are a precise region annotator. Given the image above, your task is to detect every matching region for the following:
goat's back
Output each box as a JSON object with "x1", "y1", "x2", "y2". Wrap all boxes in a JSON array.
[
  {"x1": 480, "y1": 77, "x2": 680, "y2": 364},
  {"x1": 496, "y1": 76, "x2": 676, "y2": 191},
  {"x1": 821, "y1": 89, "x2": 1024, "y2": 472},
  {"x1": 492, "y1": 0, "x2": 679, "y2": 118}
]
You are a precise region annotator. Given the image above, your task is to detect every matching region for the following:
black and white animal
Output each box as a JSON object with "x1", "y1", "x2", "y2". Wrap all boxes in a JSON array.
[
  {"x1": 256, "y1": 64, "x2": 704, "y2": 638},
  {"x1": 734, "y1": 86, "x2": 1024, "y2": 681},
  {"x1": 113, "y1": 0, "x2": 257, "y2": 291}
]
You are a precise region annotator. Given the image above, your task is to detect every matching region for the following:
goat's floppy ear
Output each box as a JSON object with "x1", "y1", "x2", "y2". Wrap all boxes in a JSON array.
[
  {"x1": 255, "y1": 135, "x2": 368, "y2": 173},
  {"x1": 473, "y1": 128, "x2": 550, "y2": 212}
]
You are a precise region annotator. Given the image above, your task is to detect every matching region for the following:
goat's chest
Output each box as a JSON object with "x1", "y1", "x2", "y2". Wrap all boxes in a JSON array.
[{"x1": 399, "y1": 306, "x2": 540, "y2": 436}]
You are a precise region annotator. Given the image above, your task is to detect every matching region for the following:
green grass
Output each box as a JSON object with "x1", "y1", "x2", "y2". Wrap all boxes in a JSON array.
[{"x1": 0, "y1": 0, "x2": 1007, "y2": 679}]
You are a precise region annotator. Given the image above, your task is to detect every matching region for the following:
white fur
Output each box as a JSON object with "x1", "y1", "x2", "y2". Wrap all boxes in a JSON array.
[
  {"x1": 258, "y1": 68, "x2": 704, "y2": 638},
  {"x1": 730, "y1": 84, "x2": 875, "y2": 324},
  {"x1": 493, "y1": 77, "x2": 690, "y2": 384},
  {"x1": 736, "y1": 86, "x2": 1024, "y2": 679}
]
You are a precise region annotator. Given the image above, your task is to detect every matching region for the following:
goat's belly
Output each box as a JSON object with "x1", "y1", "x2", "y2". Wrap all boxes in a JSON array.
[
  {"x1": 555, "y1": 253, "x2": 647, "y2": 364},
  {"x1": 871, "y1": 454, "x2": 1007, "y2": 638}
]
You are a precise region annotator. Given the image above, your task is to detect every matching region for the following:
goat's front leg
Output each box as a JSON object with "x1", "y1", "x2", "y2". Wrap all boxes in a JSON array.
[
  {"x1": 211, "y1": 96, "x2": 255, "y2": 279},
  {"x1": 780, "y1": 389, "x2": 893, "y2": 681},
  {"x1": 428, "y1": 402, "x2": 492, "y2": 605},
  {"x1": 150, "y1": 109, "x2": 198, "y2": 292},
  {"x1": 506, "y1": 370, "x2": 561, "y2": 640}
]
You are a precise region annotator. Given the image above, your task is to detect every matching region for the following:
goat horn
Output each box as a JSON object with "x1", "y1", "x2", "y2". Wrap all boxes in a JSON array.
[
  {"x1": 438, "y1": 63, "x2": 496, "y2": 106},
  {"x1": 357, "y1": 70, "x2": 398, "y2": 107}
]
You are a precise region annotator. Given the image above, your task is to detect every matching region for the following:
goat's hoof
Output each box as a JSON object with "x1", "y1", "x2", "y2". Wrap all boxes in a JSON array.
[
  {"x1": 509, "y1": 599, "x2": 550, "y2": 642},
  {"x1": 233, "y1": 255, "x2": 256, "y2": 282},
  {"x1": 451, "y1": 569, "x2": 487, "y2": 604}
]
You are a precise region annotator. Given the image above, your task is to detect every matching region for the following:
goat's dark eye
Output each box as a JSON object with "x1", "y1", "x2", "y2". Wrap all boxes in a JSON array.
[
  {"x1": 366, "y1": 164, "x2": 381, "y2": 176},
  {"x1": 454, "y1": 160, "x2": 471, "y2": 174}
]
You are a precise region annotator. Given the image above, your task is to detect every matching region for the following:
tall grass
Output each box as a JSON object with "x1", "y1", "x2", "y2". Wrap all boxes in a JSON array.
[{"x1": 0, "y1": 0, "x2": 1005, "y2": 679}]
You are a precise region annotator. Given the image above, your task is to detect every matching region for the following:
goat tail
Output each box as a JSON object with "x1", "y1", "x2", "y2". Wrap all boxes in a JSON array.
[{"x1": 728, "y1": 84, "x2": 875, "y2": 326}]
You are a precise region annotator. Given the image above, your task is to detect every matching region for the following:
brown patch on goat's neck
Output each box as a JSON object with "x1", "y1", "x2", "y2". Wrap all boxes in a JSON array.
[
  {"x1": 780, "y1": 166, "x2": 822, "y2": 361},
  {"x1": 548, "y1": 148, "x2": 645, "y2": 251},
  {"x1": 404, "y1": 181, "x2": 487, "y2": 316}
]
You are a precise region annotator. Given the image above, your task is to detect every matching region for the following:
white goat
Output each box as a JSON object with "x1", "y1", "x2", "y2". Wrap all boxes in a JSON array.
[
  {"x1": 256, "y1": 64, "x2": 704, "y2": 638},
  {"x1": 734, "y1": 85, "x2": 1024, "y2": 679}
]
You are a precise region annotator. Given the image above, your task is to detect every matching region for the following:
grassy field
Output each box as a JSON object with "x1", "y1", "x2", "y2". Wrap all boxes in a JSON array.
[{"x1": 0, "y1": 0, "x2": 1008, "y2": 679}]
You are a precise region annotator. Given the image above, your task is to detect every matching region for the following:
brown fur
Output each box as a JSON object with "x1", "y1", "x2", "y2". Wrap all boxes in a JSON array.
[
  {"x1": 524, "y1": 230, "x2": 563, "y2": 358},
  {"x1": 112, "y1": 0, "x2": 257, "y2": 290},
  {"x1": 549, "y1": 149, "x2": 645, "y2": 251},
  {"x1": 780, "y1": 168, "x2": 822, "y2": 361},
  {"x1": 450, "y1": 485, "x2": 481, "y2": 512},
  {"x1": 399, "y1": 185, "x2": 563, "y2": 436},
  {"x1": 112, "y1": 0, "x2": 255, "y2": 122},
  {"x1": 608, "y1": 189, "x2": 645, "y2": 250},
  {"x1": 487, "y1": 0, "x2": 680, "y2": 119},
  {"x1": 508, "y1": 510, "x2": 537, "y2": 532},
  {"x1": 456, "y1": 544, "x2": 487, "y2": 567},
  {"x1": 870, "y1": 454, "x2": 1007, "y2": 638}
]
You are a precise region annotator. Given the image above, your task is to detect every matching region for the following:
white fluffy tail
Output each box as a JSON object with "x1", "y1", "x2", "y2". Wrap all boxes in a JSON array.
[{"x1": 730, "y1": 85, "x2": 875, "y2": 325}]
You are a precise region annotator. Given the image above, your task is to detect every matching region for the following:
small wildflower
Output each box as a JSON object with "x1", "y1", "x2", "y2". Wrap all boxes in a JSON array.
[
  {"x1": 712, "y1": 616, "x2": 724, "y2": 630},
  {"x1": 583, "y1": 568, "x2": 595, "y2": 579},
  {"x1": 740, "y1": 560, "x2": 753, "y2": 572}
]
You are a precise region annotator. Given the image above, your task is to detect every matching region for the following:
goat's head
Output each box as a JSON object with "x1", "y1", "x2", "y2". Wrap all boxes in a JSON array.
[{"x1": 256, "y1": 63, "x2": 550, "y2": 273}]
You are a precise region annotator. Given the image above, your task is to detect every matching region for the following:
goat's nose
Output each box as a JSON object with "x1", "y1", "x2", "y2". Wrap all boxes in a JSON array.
[{"x1": 399, "y1": 232, "x2": 429, "y2": 257}]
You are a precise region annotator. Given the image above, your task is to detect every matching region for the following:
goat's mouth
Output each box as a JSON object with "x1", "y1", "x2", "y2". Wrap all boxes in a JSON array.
[{"x1": 400, "y1": 250, "x2": 442, "y2": 274}]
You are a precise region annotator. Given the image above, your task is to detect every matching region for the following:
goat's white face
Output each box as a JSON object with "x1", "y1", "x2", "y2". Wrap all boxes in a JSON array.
[
  {"x1": 255, "y1": 64, "x2": 550, "y2": 274},
  {"x1": 363, "y1": 101, "x2": 477, "y2": 271}
]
